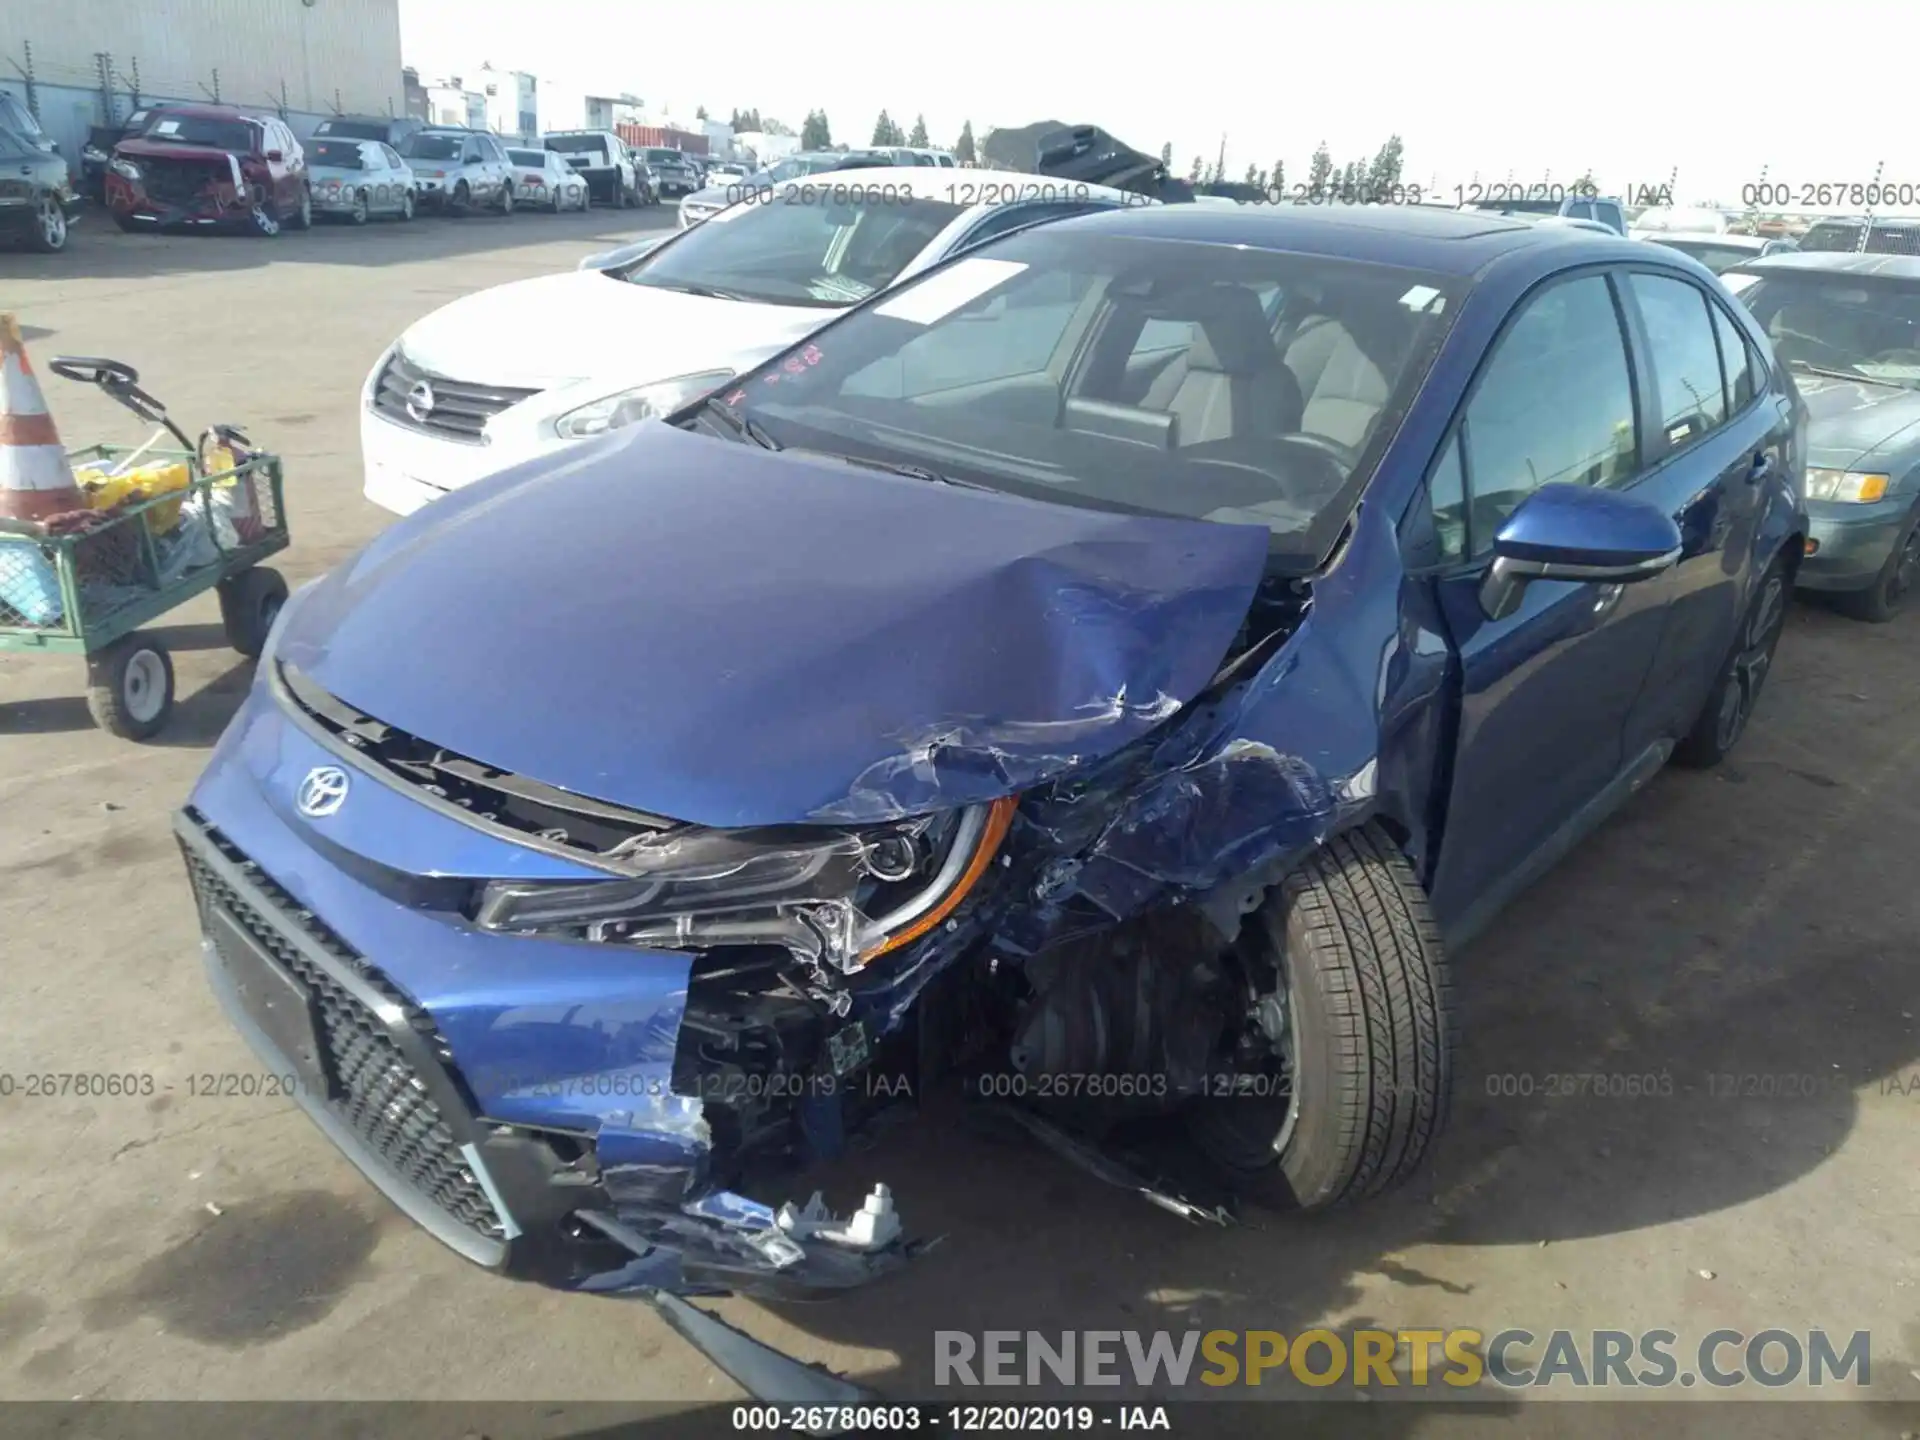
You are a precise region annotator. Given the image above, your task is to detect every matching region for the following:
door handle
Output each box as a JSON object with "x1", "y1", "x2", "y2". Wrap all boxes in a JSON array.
[{"x1": 1747, "y1": 452, "x2": 1773, "y2": 484}]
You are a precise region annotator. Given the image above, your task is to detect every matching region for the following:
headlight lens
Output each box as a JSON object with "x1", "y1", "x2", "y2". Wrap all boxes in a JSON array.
[
  {"x1": 83, "y1": 145, "x2": 109, "y2": 163},
  {"x1": 109, "y1": 157, "x2": 141, "y2": 180},
  {"x1": 553, "y1": 370, "x2": 735, "y2": 439},
  {"x1": 1806, "y1": 468, "x2": 1891, "y2": 503},
  {"x1": 474, "y1": 797, "x2": 1017, "y2": 974}
]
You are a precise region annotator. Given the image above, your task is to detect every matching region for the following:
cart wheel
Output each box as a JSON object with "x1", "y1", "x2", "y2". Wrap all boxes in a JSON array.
[
  {"x1": 87, "y1": 634, "x2": 175, "y2": 741},
  {"x1": 218, "y1": 566, "x2": 289, "y2": 659}
]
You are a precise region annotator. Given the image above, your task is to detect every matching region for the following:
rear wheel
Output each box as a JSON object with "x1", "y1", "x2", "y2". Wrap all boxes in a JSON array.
[
  {"x1": 450, "y1": 180, "x2": 471, "y2": 216},
  {"x1": 112, "y1": 210, "x2": 141, "y2": 233},
  {"x1": 498, "y1": 182, "x2": 515, "y2": 216},
  {"x1": 287, "y1": 187, "x2": 312, "y2": 231},
  {"x1": 1674, "y1": 556, "x2": 1789, "y2": 767},
  {"x1": 28, "y1": 195, "x2": 68, "y2": 252},
  {"x1": 397, "y1": 189, "x2": 415, "y2": 222},
  {"x1": 349, "y1": 189, "x2": 370, "y2": 225},
  {"x1": 1833, "y1": 511, "x2": 1919, "y2": 624},
  {"x1": 86, "y1": 633, "x2": 176, "y2": 741},
  {"x1": 217, "y1": 566, "x2": 289, "y2": 659},
  {"x1": 1187, "y1": 825, "x2": 1453, "y2": 1211}
]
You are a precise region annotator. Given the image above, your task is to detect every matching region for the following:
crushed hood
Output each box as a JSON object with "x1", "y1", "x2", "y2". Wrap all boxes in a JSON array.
[
  {"x1": 1797, "y1": 373, "x2": 1920, "y2": 472},
  {"x1": 397, "y1": 271, "x2": 829, "y2": 388},
  {"x1": 278, "y1": 422, "x2": 1269, "y2": 828},
  {"x1": 114, "y1": 137, "x2": 244, "y2": 166}
]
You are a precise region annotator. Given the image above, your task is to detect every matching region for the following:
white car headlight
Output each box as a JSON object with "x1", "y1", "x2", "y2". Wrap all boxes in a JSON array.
[
  {"x1": 1805, "y1": 468, "x2": 1891, "y2": 504},
  {"x1": 109, "y1": 157, "x2": 142, "y2": 180},
  {"x1": 553, "y1": 371, "x2": 735, "y2": 440}
]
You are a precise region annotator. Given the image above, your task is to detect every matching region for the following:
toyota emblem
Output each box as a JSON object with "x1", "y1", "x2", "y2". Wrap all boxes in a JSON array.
[
  {"x1": 296, "y1": 765, "x2": 350, "y2": 819},
  {"x1": 405, "y1": 380, "x2": 436, "y2": 423}
]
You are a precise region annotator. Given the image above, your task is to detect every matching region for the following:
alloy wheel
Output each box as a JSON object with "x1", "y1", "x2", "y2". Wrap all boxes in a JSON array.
[
  {"x1": 1715, "y1": 571, "x2": 1787, "y2": 751},
  {"x1": 37, "y1": 197, "x2": 66, "y2": 250}
]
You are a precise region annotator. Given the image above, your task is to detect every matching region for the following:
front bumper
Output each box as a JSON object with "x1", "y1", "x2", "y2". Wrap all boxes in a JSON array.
[
  {"x1": 180, "y1": 675, "x2": 918, "y2": 1299},
  {"x1": 359, "y1": 401, "x2": 528, "y2": 516},
  {"x1": 1798, "y1": 497, "x2": 1916, "y2": 590},
  {"x1": 104, "y1": 171, "x2": 251, "y2": 228}
]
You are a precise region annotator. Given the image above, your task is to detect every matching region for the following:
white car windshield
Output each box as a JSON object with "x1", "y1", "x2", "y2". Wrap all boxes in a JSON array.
[
  {"x1": 623, "y1": 188, "x2": 964, "y2": 307},
  {"x1": 708, "y1": 226, "x2": 1460, "y2": 562}
]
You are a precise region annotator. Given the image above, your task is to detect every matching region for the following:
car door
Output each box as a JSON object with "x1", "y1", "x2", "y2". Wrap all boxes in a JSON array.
[
  {"x1": 360, "y1": 142, "x2": 387, "y2": 209},
  {"x1": 380, "y1": 144, "x2": 409, "y2": 207},
  {"x1": 265, "y1": 120, "x2": 299, "y2": 210},
  {"x1": 487, "y1": 136, "x2": 512, "y2": 198},
  {"x1": 1609, "y1": 267, "x2": 1787, "y2": 750},
  {"x1": 1418, "y1": 269, "x2": 1674, "y2": 940}
]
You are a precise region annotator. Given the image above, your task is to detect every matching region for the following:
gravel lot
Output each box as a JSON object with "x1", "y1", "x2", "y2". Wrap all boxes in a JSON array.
[{"x1": 1, "y1": 212, "x2": 1917, "y2": 1431}]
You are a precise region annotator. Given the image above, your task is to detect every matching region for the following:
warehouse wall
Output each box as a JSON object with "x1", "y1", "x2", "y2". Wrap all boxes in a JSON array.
[{"x1": 0, "y1": 0, "x2": 402, "y2": 156}]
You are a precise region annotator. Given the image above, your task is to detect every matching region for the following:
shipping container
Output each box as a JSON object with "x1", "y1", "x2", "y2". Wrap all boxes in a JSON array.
[{"x1": 615, "y1": 123, "x2": 709, "y2": 156}]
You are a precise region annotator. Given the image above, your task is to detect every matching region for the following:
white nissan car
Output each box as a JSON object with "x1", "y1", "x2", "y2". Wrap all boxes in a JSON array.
[{"x1": 360, "y1": 168, "x2": 1150, "y2": 515}]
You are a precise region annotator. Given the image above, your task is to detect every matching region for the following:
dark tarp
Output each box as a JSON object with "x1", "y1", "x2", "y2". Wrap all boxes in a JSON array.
[{"x1": 983, "y1": 121, "x2": 1195, "y2": 203}]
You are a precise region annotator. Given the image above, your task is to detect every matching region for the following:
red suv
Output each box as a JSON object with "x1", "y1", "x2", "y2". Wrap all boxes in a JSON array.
[{"x1": 106, "y1": 104, "x2": 311, "y2": 234}]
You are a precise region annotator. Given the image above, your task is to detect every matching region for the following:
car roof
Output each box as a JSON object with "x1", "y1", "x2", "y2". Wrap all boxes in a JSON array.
[
  {"x1": 1728, "y1": 251, "x2": 1920, "y2": 280},
  {"x1": 1041, "y1": 201, "x2": 1635, "y2": 275},
  {"x1": 754, "y1": 165, "x2": 1141, "y2": 208},
  {"x1": 153, "y1": 103, "x2": 262, "y2": 122}
]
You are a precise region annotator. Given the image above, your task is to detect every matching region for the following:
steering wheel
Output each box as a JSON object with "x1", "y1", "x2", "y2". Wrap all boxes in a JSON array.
[
  {"x1": 50, "y1": 356, "x2": 141, "y2": 387},
  {"x1": 1273, "y1": 430, "x2": 1362, "y2": 473}
]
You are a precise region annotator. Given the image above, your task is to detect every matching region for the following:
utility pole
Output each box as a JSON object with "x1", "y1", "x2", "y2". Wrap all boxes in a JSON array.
[
  {"x1": 1214, "y1": 132, "x2": 1226, "y2": 186},
  {"x1": 1859, "y1": 159, "x2": 1885, "y2": 253},
  {"x1": 95, "y1": 51, "x2": 114, "y2": 123},
  {"x1": 7, "y1": 41, "x2": 38, "y2": 119}
]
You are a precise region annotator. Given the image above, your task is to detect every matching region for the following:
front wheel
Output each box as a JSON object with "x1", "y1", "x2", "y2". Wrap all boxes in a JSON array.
[
  {"x1": 29, "y1": 195, "x2": 68, "y2": 252},
  {"x1": 287, "y1": 187, "x2": 312, "y2": 231},
  {"x1": 1832, "y1": 511, "x2": 1919, "y2": 624},
  {"x1": 1187, "y1": 825, "x2": 1453, "y2": 1211},
  {"x1": 86, "y1": 633, "x2": 176, "y2": 741},
  {"x1": 1673, "y1": 556, "x2": 1789, "y2": 767}
]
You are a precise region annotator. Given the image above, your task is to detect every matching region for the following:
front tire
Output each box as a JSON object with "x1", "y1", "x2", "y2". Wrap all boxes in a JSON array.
[
  {"x1": 1673, "y1": 556, "x2": 1789, "y2": 767},
  {"x1": 287, "y1": 187, "x2": 312, "y2": 231},
  {"x1": 29, "y1": 195, "x2": 68, "y2": 252},
  {"x1": 86, "y1": 633, "x2": 176, "y2": 741},
  {"x1": 1832, "y1": 510, "x2": 1919, "y2": 624},
  {"x1": 1187, "y1": 825, "x2": 1453, "y2": 1211}
]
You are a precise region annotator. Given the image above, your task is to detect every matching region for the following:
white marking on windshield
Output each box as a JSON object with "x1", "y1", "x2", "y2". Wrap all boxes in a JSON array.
[
  {"x1": 873, "y1": 258, "x2": 1029, "y2": 325},
  {"x1": 1400, "y1": 284, "x2": 1444, "y2": 312}
]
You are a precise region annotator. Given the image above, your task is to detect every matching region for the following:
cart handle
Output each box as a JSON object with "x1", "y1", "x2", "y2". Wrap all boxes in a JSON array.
[{"x1": 48, "y1": 355, "x2": 196, "y2": 453}]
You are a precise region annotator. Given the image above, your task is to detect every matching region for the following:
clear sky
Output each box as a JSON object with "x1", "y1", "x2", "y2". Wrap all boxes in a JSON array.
[{"x1": 399, "y1": 0, "x2": 1920, "y2": 212}]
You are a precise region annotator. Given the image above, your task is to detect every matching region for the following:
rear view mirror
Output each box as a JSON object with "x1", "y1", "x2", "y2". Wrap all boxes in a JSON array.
[{"x1": 1479, "y1": 484, "x2": 1681, "y2": 620}]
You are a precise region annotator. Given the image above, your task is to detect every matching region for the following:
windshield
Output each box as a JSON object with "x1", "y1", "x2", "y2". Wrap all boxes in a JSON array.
[
  {"x1": 547, "y1": 134, "x2": 607, "y2": 159},
  {"x1": 706, "y1": 227, "x2": 1459, "y2": 564},
  {"x1": 1651, "y1": 238, "x2": 1758, "y2": 274},
  {"x1": 317, "y1": 119, "x2": 386, "y2": 141},
  {"x1": 1730, "y1": 272, "x2": 1920, "y2": 387},
  {"x1": 624, "y1": 186, "x2": 963, "y2": 307},
  {"x1": 142, "y1": 114, "x2": 257, "y2": 152},
  {"x1": 311, "y1": 139, "x2": 365, "y2": 169},
  {"x1": 404, "y1": 133, "x2": 463, "y2": 161}
]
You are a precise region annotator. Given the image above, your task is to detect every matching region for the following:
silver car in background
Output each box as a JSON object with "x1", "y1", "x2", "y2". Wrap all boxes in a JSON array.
[
  {"x1": 508, "y1": 147, "x2": 590, "y2": 212},
  {"x1": 400, "y1": 128, "x2": 516, "y2": 215},
  {"x1": 306, "y1": 137, "x2": 417, "y2": 223}
]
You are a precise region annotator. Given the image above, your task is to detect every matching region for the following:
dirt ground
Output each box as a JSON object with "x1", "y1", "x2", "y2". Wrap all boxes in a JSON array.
[{"x1": 1, "y1": 213, "x2": 1917, "y2": 1433}]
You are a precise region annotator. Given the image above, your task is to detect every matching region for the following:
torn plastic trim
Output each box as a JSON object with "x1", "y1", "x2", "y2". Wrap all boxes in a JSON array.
[{"x1": 642, "y1": 1287, "x2": 880, "y2": 1415}]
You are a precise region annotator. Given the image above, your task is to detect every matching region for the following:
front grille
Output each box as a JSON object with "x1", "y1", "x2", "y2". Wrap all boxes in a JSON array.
[
  {"x1": 371, "y1": 349, "x2": 541, "y2": 444},
  {"x1": 143, "y1": 157, "x2": 231, "y2": 208},
  {"x1": 182, "y1": 824, "x2": 505, "y2": 1243}
]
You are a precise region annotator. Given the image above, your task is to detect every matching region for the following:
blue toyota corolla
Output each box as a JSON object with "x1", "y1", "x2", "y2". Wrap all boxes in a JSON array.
[{"x1": 177, "y1": 205, "x2": 1806, "y2": 1327}]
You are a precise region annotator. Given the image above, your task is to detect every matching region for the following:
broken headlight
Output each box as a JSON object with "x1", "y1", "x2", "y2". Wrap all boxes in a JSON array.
[{"x1": 473, "y1": 797, "x2": 1016, "y2": 974}]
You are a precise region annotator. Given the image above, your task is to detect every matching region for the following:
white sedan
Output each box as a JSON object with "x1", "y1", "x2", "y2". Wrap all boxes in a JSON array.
[
  {"x1": 507, "y1": 147, "x2": 590, "y2": 212},
  {"x1": 360, "y1": 168, "x2": 1152, "y2": 516}
]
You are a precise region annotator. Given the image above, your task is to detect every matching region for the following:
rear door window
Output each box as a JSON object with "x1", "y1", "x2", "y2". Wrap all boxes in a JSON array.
[
  {"x1": 1625, "y1": 271, "x2": 1730, "y2": 448},
  {"x1": 1710, "y1": 301, "x2": 1758, "y2": 410}
]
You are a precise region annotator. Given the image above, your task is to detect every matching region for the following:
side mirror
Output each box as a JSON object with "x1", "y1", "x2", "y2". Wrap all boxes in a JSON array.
[
  {"x1": 1479, "y1": 483, "x2": 1682, "y2": 621},
  {"x1": 266, "y1": 149, "x2": 284, "y2": 162}
]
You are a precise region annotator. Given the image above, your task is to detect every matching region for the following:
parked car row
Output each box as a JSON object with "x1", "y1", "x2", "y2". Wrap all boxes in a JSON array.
[{"x1": 2, "y1": 102, "x2": 736, "y2": 252}]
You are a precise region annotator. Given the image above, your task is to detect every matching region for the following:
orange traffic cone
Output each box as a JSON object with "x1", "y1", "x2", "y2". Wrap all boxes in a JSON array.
[{"x1": 0, "y1": 313, "x2": 85, "y2": 523}]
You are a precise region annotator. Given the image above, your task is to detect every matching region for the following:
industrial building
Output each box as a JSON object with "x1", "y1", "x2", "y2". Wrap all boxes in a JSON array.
[{"x1": 0, "y1": 0, "x2": 404, "y2": 157}]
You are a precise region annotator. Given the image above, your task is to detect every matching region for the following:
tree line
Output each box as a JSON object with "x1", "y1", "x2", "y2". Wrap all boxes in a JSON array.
[{"x1": 1172, "y1": 136, "x2": 1407, "y2": 198}]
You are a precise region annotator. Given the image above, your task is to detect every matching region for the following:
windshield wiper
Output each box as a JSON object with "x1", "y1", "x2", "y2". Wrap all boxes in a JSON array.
[
  {"x1": 703, "y1": 396, "x2": 781, "y2": 450},
  {"x1": 808, "y1": 451, "x2": 988, "y2": 490},
  {"x1": 1788, "y1": 360, "x2": 1890, "y2": 386},
  {"x1": 649, "y1": 281, "x2": 753, "y2": 302}
]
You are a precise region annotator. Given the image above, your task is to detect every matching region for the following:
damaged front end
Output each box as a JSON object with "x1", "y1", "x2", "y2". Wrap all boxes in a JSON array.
[{"x1": 179, "y1": 416, "x2": 1420, "y2": 1394}]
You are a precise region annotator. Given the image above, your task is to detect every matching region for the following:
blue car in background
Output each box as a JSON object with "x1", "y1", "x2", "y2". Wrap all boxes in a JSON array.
[{"x1": 176, "y1": 204, "x2": 1805, "y2": 1379}]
